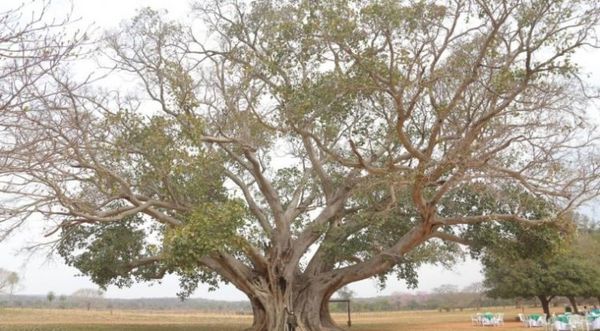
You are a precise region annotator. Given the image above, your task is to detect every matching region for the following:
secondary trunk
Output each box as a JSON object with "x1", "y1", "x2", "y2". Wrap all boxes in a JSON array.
[
  {"x1": 245, "y1": 298, "x2": 288, "y2": 331},
  {"x1": 247, "y1": 298, "x2": 268, "y2": 331},
  {"x1": 538, "y1": 295, "x2": 552, "y2": 318},
  {"x1": 567, "y1": 296, "x2": 579, "y2": 314},
  {"x1": 294, "y1": 284, "x2": 344, "y2": 331}
]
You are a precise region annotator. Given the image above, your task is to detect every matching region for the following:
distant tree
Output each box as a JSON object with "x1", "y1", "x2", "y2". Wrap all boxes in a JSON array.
[
  {"x1": 482, "y1": 229, "x2": 600, "y2": 317},
  {"x1": 330, "y1": 286, "x2": 354, "y2": 313},
  {"x1": 335, "y1": 287, "x2": 354, "y2": 301},
  {"x1": 0, "y1": 269, "x2": 20, "y2": 295},
  {"x1": 47, "y1": 291, "x2": 55, "y2": 305},
  {"x1": 434, "y1": 284, "x2": 459, "y2": 294},
  {"x1": 433, "y1": 284, "x2": 461, "y2": 310},
  {"x1": 0, "y1": 268, "x2": 11, "y2": 293},
  {"x1": 463, "y1": 282, "x2": 487, "y2": 311},
  {"x1": 71, "y1": 288, "x2": 104, "y2": 310},
  {"x1": 389, "y1": 292, "x2": 413, "y2": 310},
  {"x1": 58, "y1": 294, "x2": 67, "y2": 309}
]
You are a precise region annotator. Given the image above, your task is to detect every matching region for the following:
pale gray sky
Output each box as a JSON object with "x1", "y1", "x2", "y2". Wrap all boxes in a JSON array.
[{"x1": 0, "y1": 0, "x2": 598, "y2": 301}]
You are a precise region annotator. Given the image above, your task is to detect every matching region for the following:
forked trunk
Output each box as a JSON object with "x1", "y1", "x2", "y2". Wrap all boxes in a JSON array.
[{"x1": 245, "y1": 283, "x2": 345, "y2": 331}]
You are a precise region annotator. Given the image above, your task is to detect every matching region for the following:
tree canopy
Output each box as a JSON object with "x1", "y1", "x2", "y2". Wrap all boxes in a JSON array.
[{"x1": 1, "y1": 0, "x2": 600, "y2": 330}]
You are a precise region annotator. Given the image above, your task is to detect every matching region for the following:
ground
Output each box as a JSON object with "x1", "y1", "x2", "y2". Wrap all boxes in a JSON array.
[{"x1": 0, "y1": 307, "x2": 563, "y2": 330}]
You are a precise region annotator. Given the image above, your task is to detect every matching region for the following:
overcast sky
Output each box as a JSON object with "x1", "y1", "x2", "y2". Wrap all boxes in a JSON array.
[{"x1": 0, "y1": 0, "x2": 598, "y2": 301}]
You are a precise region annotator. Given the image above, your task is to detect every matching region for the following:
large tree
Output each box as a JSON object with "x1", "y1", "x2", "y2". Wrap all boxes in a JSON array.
[{"x1": 2, "y1": 1, "x2": 600, "y2": 330}]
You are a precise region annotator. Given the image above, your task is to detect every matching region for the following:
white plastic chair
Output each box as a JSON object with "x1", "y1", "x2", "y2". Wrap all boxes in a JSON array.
[
  {"x1": 541, "y1": 314, "x2": 548, "y2": 328},
  {"x1": 551, "y1": 316, "x2": 573, "y2": 331},
  {"x1": 553, "y1": 321, "x2": 571, "y2": 331},
  {"x1": 589, "y1": 313, "x2": 600, "y2": 331},
  {"x1": 496, "y1": 313, "x2": 504, "y2": 326},
  {"x1": 569, "y1": 315, "x2": 588, "y2": 331},
  {"x1": 481, "y1": 314, "x2": 500, "y2": 327},
  {"x1": 529, "y1": 314, "x2": 548, "y2": 328}
]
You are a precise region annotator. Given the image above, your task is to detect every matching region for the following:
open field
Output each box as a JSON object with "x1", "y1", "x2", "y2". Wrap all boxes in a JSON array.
[{"x1": 0, "y1": 307, "x2": 565, "y2": 330}]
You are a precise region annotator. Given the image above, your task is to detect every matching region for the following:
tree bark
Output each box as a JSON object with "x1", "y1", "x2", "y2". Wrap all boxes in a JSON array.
[
  {"x1": 567, "y1": 296, "x2": 579, "y2": 314},
  {"x1": 251, "y1": 294, "x2": 288, "y2": 331},
  {"x1": 538, "y1": 295, "x2": 552, "y2": 318},
  {"x1": 238, "y1": 275, "x2": 347, "y2": 331},
  {"x1": 244, "y1": 289, "x2": 345, "y2": 331},
  {"x1": 292, "y1": 283, "x2": 345, "y2": 331},
  {"x1": 246, "y1": 298, "x2": 267, "y2": 331}
]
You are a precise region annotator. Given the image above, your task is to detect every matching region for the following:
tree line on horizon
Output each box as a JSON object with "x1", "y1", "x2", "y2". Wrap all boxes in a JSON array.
[{"x1": 1, "y1": 283, "x2": 597, "y2": 314}]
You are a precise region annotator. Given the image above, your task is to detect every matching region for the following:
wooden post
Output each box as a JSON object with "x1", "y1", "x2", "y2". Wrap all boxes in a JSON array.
[
  {"x1": 329, "y1": 299, "x2": 352, "y2": 327},
  {"x1": 347, "y1": 300, "x2": 351, "y2": 327}
]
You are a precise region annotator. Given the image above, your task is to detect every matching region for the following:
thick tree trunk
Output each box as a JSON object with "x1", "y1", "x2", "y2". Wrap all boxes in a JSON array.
[
  {"x1": 245, "y1": 300, "x2": 288, "y2": 331},
  {"x1": 319, "y1": 296, "x2": 338, "y2": 329},
  {"x1": 260, "y1": 298, "x2": 288, "y2": 331},
  {"x1": 246, "y1": 298, "x2": 267, "y2": 331},
  {"x1": 538, "y1": 295, "x2": 552, "y2": 318},
  {"x1": 567, "y1": 296, "x2": 579, "y2": 314},
  {"x1": 236, "y1": 225, "x2": 431, "y2": 330},
  {"x1": 293, "y1": 284, "x2": 344, "y2": 331},
  {"x1": 244, "y1": 282, "x2": 345, "y2": 331}
]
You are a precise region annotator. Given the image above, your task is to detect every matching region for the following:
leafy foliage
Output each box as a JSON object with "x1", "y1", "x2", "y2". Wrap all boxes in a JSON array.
[
  {"x1": 164, "y1": 201, "x2": 247, "y2": 268},
  {"x1": 482, "y1": 220, "x2": 600, "y2": 302},
  {"x1": 58, "y1": 215, "x2": 159, "y2": 288}
]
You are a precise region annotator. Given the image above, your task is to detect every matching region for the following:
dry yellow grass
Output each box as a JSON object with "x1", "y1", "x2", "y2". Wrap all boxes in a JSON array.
[
  {"x1": 0, "y1": 306, "x2": 565, "y2": 330},
  {"x1": 0, "y1": 308, "x2": 251, "y2": 325}
]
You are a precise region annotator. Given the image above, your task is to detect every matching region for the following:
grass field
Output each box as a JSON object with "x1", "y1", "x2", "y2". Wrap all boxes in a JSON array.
[{"x1": 0, "y1": 306, "x2": 562, "y2": 331}]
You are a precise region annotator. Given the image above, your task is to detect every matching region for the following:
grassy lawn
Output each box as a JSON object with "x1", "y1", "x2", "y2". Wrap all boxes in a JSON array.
[{"x1": 0, "y1": 307, "x2": 560, "y2": 330}]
